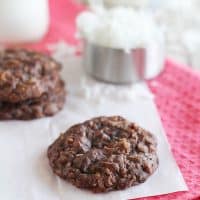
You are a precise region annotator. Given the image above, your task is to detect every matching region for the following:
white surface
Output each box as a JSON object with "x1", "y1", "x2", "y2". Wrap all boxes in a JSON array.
[
  {"x1": 0, "y1": 56, "x2": 187, "y2": 200},
  {"x1": 0, "y1": 0, "x2": 49, "y2": 43}
]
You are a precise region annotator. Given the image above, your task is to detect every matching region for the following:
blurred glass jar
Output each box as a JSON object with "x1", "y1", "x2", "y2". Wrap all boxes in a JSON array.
[{"x1": 0, "y1": 0, "x2": 49, "y2": 43}]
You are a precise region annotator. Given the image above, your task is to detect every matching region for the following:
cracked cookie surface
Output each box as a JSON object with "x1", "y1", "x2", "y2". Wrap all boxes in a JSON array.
[
  {"x1": 0, "y1": 49, "x2": 61, "y2": 103},
  {"x1": 0, "y1": 80, "x2": 66, "y2": 120},
  {"x1": 47, "y1": 116, "x2": 158, "y2": 193}
]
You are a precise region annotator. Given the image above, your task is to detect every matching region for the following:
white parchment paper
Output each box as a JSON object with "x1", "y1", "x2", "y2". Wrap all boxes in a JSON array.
[{"x1": 0, "y1": 57, "x2": 187, "y2": 200}]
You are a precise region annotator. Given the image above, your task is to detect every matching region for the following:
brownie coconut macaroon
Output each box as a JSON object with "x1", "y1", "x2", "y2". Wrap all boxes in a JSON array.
[
  {"x1": 0, "y1": 49, "x2": 66, "y2": 120},
  {"x1": 48, "y1": 116, "x2": 159, "y2": 193}
]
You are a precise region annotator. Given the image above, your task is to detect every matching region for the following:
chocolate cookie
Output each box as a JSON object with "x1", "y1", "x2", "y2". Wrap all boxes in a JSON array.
[
  {"x1": 0, "y1": 80, "x2": 66, "y2": 120},
  {"x1": 47, "y1": 116, "x2": 158, "y2": 193},
  {"x1": 0, "y1": 49, "x2": 61, "y2": 103}
]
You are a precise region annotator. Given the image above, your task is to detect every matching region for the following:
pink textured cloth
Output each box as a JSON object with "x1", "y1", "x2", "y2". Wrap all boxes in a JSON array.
[
  {"x1": 28, "y1": 0, "x2": 200, "y2": 199},
  {"x1": 146, "y1": 61, "x2": 200, "y2": 200}
]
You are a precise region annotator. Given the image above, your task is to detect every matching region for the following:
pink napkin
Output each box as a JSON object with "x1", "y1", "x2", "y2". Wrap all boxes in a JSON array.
[
  {"x1": 147, "y1": 60, "x2": 200, "y2": 200},
  {"x1": 27, "y1": 0, "x2": 200, "y2": 199}
]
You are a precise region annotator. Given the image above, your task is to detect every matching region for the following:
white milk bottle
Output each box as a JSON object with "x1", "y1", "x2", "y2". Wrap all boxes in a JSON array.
[{"x1": 0, "y1": 0, "x2": 49, "y2": 43}]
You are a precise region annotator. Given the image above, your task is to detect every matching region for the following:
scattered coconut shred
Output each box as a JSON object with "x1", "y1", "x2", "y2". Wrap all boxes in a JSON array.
[{"x1": 48, "y1": 41, "x2": 154, "y2": 105}]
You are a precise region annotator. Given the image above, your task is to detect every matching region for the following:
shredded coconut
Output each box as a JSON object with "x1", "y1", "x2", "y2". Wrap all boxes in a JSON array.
[
  {"x1": 72, "y1": 75, "x2": 154, "y2": 104},
  {"x1": 47, "y1": 40, "x2": 77, "y2": 61},
  {"x1": 76, "y1": 7, "x2": 162, "y2": 51}
]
